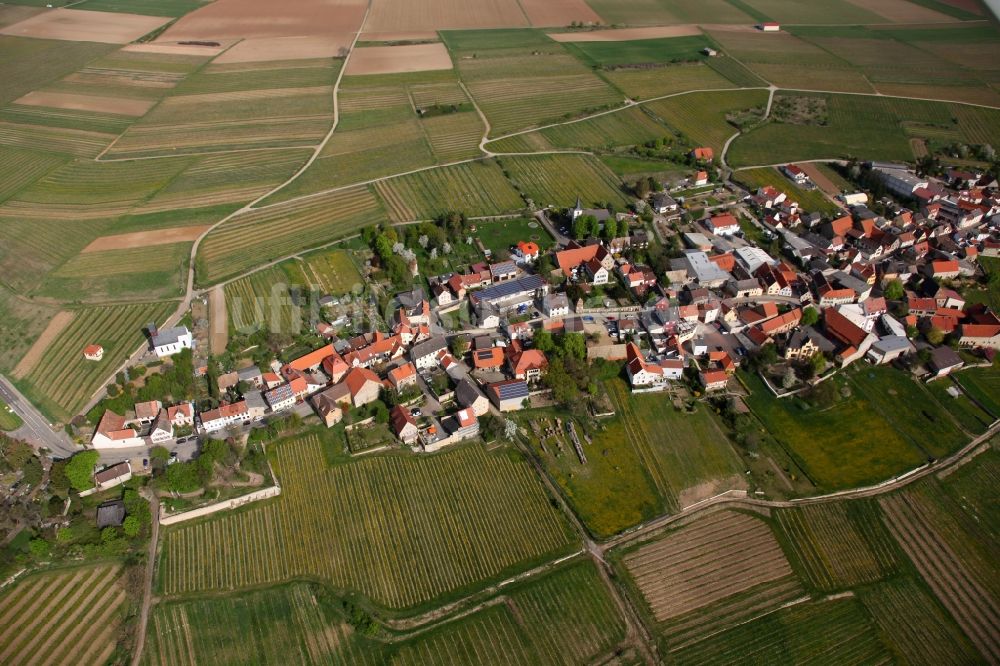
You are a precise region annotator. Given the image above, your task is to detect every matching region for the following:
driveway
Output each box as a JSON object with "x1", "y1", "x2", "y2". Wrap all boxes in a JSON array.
[{"x1": 0, "y1": 375, "x2": 77, "y2": 459}]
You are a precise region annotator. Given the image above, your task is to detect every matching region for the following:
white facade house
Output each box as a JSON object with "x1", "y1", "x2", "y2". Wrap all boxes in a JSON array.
[{"x1": 151, "y1": 325, "x2": 193, "y2": 358}]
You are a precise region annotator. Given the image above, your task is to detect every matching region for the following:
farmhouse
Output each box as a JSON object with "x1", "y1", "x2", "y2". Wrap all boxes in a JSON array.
[
  {"x1": 94, "y1": 462, "x2": 132, "y2": 492},
  {"x1": 387, "y1": 362, "x2": 418, "y2": 391},
  {"x1": 149, "y1": 411, "x2": 173, "y2": 444},
  {"x1": 866, "y1": 336, "x2": 914, "y2": 365},
  {"x1": 782, "y1": 164, "x2": 809, "y2": 185},
  {"x1": 928, "y1": 346, "x2": 964, "y2": 376},
  {"x1": 389, "y1": 405, "x2": 419, "y2": 445},
  {"x1": 312, "y1": 383, "x2": 351, "y2": 427},
  {"x1": 823, "y1": 307, "x2": 876, "y2": 366},
  {"x1": 455, "y1": 378, "x2": 490, "y2": 416},
  {"x1": 507, "y1": 345, "x2": 548, "y2": 382},
  {"x1": 166, "y1": 402, "x2": 194, "y2": 427},
  {"x1": 543, "y1": 292, "x2": 569, "y2": 318},
  {"x1": 264, "y1": 383, "x2": 297, "y2": 412},
  {"x1": 693, "y1": 170, "x2": 709, "y2": 187},
  {"x1": 705, "y1": 213, "x2": 741, "y2": 237},
  {"x1": 83, "y1": 344, "x2": 104, "y2": 361},
  {"x1": 91, "y1": 410, "x2": 144, "y2": 449},
  {"x1": 444, "y1": 408, "x2": 479, "y2": 441},
  {"x1": 651, "y1": 192, "x2": 678, "y2": 215},
  {"x1": 691, "y1": 147, "x2": 714, "y2": 161},
  {"x1": 758, "y1": 22, "x2": 780, "y2": 31},
  {"x1": 410, "y1": 336, "x2": 448, "y2": 370},
  {"x1": 344, "y1": 367, "x2": 382, "y2": 407},
  {"x1": 149, "y1": 324, "x2": 192, "y2": 358}
]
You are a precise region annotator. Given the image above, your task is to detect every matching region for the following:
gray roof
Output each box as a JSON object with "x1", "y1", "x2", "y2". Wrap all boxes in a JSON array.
[
  {"x1": 930, "y1": 345, "x2": 963, "y2": 370},
  {"x1": 870, "y1": 336, "x2": 914, "y2": 356},
  {"x1": 456, "y1": 377, "x2": 487, "y2": 407},
  {"x1": 238, "y1": 366, "x2": 262, "y2": 381},
  {"x1": 151, "y1": 325, "x2": 189, "y2": 347},
  {"x1": 410, "y1": 336, "x2": 447, "y2": 360},
  {"x1": 397, "y1": 287, "x2": 425, "y2": 309},
  {"x1": 96, "y1": 500, "x2": 126, "y2": 528},
  {"x1": 244, "y1": 391, "x2": 266, "y2": 411}
]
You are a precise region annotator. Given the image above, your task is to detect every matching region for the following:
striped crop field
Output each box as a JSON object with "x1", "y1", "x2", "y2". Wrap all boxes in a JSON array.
[
  {"x1": 303, "y1": 249, "x2": 363, "y2": 296},
  {"x1": 373, "y1": 159, "x2": 523, "y2": 222},
  {"x1": 534, "y1": 106, "x2": 669, "y2": 150},
  {"x1": 196, "y1": 185, "x2": 385, "y2": 285},
  {"x1": 145, "y1": 561, "x2": 625, "y2": 665},
  {"x1": 143, "y1": 583, "x2": 381, "y2": 666},
  {"x1": 645, "y1": 89, "x2": 768, "y2": 155},
  {"x1": 225, "y1": 262, "x2": 312, "y2": 336},
  {"x1": 41, "y1": 243, "x2": 190, "y2": 301},
  {"x1": 0, "y1": 216, "x2": 113, "y2": 293},
  {"x1": 4, "y1": 155, "x2": 191, "y2": 220},
  {"x1": 620, "y1": 510, "x2": 795, "y2": 624},
  {"x1": 390, "y1": 561, "x2": 627, "y2": 665},
  {"x1": 422, "y1": 111, "x2": 485, "y2": 162},
  {"x1": 671, "y1": 596, "x2": 893, "y2": 665},
  {"x1": 18, "y1": 300, "x2": 175, "y2": 421},
  {"x1": 105, "y1": 60, "x2": 340, "y2": 158},
  {"x1": 859, "y1": 577, "x2": 981, "y2": 666},
  {"x1": 0, "y1": 563, "x2": 127, "y2": 666},
  {"x1": 604, "y1": 62, "x2": 736, "y2": 100},
  {"x1": 880, "y1": 484, "x2": 1000, "y2": 663},
  {"x1": 0, "y1": 145, "x2": 67, "y2": 204},
  {"x1": 499, "y1": 154, "x2": 630, "y2": 208},
  {"x1": 158, "y1": 436, "x2": 575, "y2": 609},
  {"x1": 0, "y1": 119, "x2": 118, "y2": 158},
  {"x1": 774, "y1": 501, "x2": 902, "y2": 591},
  {"x1": 136, "y1": 148, "x2": 312, "y2": 214}
]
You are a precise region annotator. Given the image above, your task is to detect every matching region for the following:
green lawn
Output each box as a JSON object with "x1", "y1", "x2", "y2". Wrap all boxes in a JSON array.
[
  {"x1": 846, "y1": 366, "x2": 967, "y2": 459},
  {"x1": 734, "y1": 167, "x2": 840, "y2": 215},
  {"x1": 0, "y1": 400, "x2": 23, "y2": 431},
  {"x1": 564, "y1": 36, "x2": 714, "y2": 68},
  {"x1": 741, "y1": 371, "x2": 925, "y2": 490},
  {"x1": 955, "y1": 364, "x2": 1000, "y2": 419},
  {"x1": 925, "y1": 378, "x2": 995, "y2": 435},
  {"x1": 475, "y1": 217, "x2": 553, "y2": 257},
  {"x1": 963, "y1": 256, "x2": 1000, "y2": 312},
  {"x1": 599, "y1": 155, "x2": 688, "y2": 181}
]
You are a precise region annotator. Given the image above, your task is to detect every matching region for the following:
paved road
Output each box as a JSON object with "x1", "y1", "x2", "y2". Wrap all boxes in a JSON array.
[{"x1": 0, "y1": 375, "x2": 76, "y2": 458}]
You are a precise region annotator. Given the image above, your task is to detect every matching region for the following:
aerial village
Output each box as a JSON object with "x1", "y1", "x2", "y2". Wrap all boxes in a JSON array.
[{"x1": 84, "y1": 155, "x2": 1000, "y2": 488}]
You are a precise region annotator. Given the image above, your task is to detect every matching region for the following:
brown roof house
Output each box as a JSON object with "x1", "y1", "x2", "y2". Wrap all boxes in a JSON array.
[{"x1": 389, "y1": 405, "x2": 419, "y2": 445}]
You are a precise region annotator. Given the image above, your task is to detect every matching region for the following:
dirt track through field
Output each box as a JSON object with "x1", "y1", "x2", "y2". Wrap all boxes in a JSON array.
[
  {"x1": 797, "y1": 163, "x2": 840, "y2": 197},
  {"x1": 548, "y1": 25, "x2": 703, "y2": 41},
  {"x1": 12, "y1": 310, "x2": 74, "y2": 379},
  {"x1": 209, "y1": 285, "x2": 228, "y2": 354},
  {"x1": 82, "y1": 225, "x2": 212, "y2": 253}
]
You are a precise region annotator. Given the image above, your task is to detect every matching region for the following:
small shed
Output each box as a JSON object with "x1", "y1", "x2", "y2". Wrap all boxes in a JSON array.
[{"x1": 96, "y1": 500, "x2": 126, "y2": 529}]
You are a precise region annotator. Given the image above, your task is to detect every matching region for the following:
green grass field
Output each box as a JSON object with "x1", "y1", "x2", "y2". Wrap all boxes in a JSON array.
[
  {"x1": 0, "y1": 563, "x2": 127, "y2": 666},
  {"x1": 0, "y1": 145, "x2": 67, "y2": 204},
  {"x1": 730, "y1": 94, "x2": 1000, "y2": 167},
  {"x1": 39, "y1": 243, "x2": 190, "y2": 302},
  {"x1": 302, "y1": 248, "x2": 364, "y2": 296},
  {"x1": 0, "y1": 36, "x2": 115, "y2": 108},
  {"x1": 741, "y1": 371, "x2": 926, "y2": 490},
  {"x1": 159, "y1": 436, "x2": 575, "y2": 610},
  {"x1": 955, "y1": 364, "x2": 1000, "y2": 419},
  {"x1": 499, "y1": 154, "x2": 629, "y2": 209},
  {"x1": 847, "y1": 366, "x2": 966, "y2": 460},
  {"x1": 734, "y1": 167, "x2": 840, "y2": 215},
  {"x1": 963, "y1": 256, "x2": 1000, "y2": 312},
  {"x1": 71, "y1": 0, "x2": 205, "y2": 16},
  {"x1": 584, "y1": 0, "x2": 752, "y2": 25},
  {"x1": 475, "y1": 217, "x2": 553, "y2": 257},
  {"x1": 145, "y1": 560, "x2": 625, "y2": 666},
  {"x1": 599, "y1": 155, "x2": 689, "y2": 181},
  {"x1": 16, "y1": 300, "x2": 175, "y2": 421},
  {"x1": 925, "y1": 376, "x2": 995, "y2": 435},
  {"x1": 645, "y1": 89, "x2": 768, "y2": 156},
  {"x1": 0, "y1": 399, "x2": 23, "y2": 431},
  {"x1": 564, "y1": 35, "x2": 714, "y2": 68},
  {"x1": 373, "y1": 159, "x2": 523, "y2": 222},
  {"x1": 197, "y1": 185, "x2": 386, "y2": 285},
  {"x1": 539, "y1": 106, "x2": 670, "y2": 150},
  {"x1": 0, "y1": 286, "x2": 59, "y2": 374},
  {"x1": 604, "y1": 61, "x2": 736, "y2": 100}
]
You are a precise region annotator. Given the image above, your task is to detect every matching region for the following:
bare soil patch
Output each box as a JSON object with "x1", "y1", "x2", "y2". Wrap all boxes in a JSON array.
[
  {"x1": 345, "y1": 42, "x2": 452, "y2": 75},
  {"x1": 360, "y1": 31, "x2": 439, "y2": 41},
  {"x1": 521, "y1": 0, "x2": 602, "y2": 27},
  {"x1": 843, "y1": 0, "x2": 958, "y2": 22},
  {"x1": 14, "y1": 91, "x2": 153, "y2": 117},
  {"x1": 548, "y1": 25, "x2": 702, "y2": 42},
  {"x1": 936, "y1": 0, "x2": 985, "y2": 14},
  {"x1": 624, "y1": 511, "x2": 792, "y2": 623},
  {"x1": 122, "y1": 42, "x2": 228, "y2": 57},
  {"x1": 12, "y1": 311, "x2": 74, "y2": 380},
  {"x1": 160, "y1": 0, "x2": 367, "y2": 41},
  {"x1": 797, "y1": 163, "x2": 840, "y2": 196},
  {"x1": 677, "y1": 474, "x2": 745, "y2": 508},
  {"x1": 209, "y1": 285, "x2": 227, "y2": 354},
  {"x1": 0, "y1": 8, "x2": 169, "y2": 44},
  {"x1": 365, "y1": 0, "x2": 528, "y2": 32},
  {"x1": 82, "y1": 225, "x2": 211, "y2": 253},
  {"x1": 215, "y1": 35, "x2": 354, "y2": 63}
]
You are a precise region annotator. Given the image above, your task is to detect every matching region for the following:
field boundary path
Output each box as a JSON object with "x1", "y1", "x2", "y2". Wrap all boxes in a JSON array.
[{"x1": 131, "y1": 487, "x2": 160, "y2": 666}]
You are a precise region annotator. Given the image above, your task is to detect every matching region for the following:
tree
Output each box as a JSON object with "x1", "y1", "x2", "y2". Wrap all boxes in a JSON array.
[
  {"x1": 559, "y1": 332, "x2": 586, "y2": 361},
  {"x1": 810, "y1": 352, "x2": 826, "y2": 376},
  {"x1": 122, "y1": 515, "x2": 140, "y2": 538},
  {"x1": 883, "y1": 279, "x2": 904, "y2": 301},
  {"x1": 150, "y1": 446, "x2": 170, "y2": 473},
  {"x1": 450, "y1": 335, "x2": 470, "y2": 358},
  {"x1": 800, "y1": 306, "x2": 819, "y2": 327},
  {"x1": 604, "y1": 216, "x2": 619, "y2": 240},
  {"x1": 49, "y1": 461, "x2": 69, "y2": 494},
  {"x1": 64, "y1": 451, "x2": 99, "y2": 492},
  {"x1": 534, "y1": 328, "x2": 555, "y2": 354},
  {"x1": 572, "y1": 214, "x2": 592, "y2": 240},
  {"x1": 21, "y1": 456, "x2": 42, "y2": 486},
  {"x1": 926, "y1": 327, "x2": 945, "y2": 345},
  {"x1": 782, "y1": 366, "x2": 796, "y2": 389},
  {"x1": 28, "y1": 538, "x2": 50, "y2": 559}
]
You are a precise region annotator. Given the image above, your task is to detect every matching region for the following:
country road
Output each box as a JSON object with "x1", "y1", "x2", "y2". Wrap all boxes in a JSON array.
[{"x1": 0, "y1": 375, "x2": 76, "y2": 458}]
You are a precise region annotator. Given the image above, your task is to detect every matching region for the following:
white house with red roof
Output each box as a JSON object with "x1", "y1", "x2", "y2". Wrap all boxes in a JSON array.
[
  {"x1": 83, "y1": 344, "x2": 104, "y2": 361},
  {"x1": 91, "y1": 410, "x2": 145, "y2": 449},
  {"x1": 704, "y1": 213, "x2": 741, "y2": 237}
]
